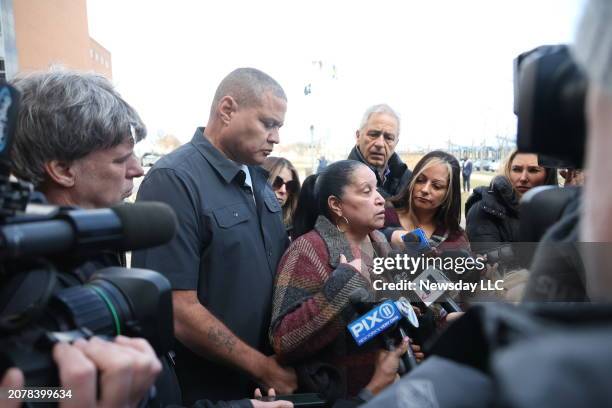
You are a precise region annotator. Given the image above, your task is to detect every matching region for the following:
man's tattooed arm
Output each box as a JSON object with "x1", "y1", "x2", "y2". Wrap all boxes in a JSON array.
[{"x1": 207, "y1": 326, "x2": 237, "y2": 353}]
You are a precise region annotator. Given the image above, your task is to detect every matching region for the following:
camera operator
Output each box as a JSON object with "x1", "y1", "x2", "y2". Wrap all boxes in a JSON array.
[
  {"x1": 2, "y1": 69, "x2": 179, "y2": 406},
  {"x1": 8, "y1": 69, "x2": 147, "y2": 283}
]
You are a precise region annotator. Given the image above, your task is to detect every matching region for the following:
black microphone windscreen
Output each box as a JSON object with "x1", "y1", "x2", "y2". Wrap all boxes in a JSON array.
[
  {"x1": 112, "y1": 202, "x2": 177, "y2": 250},
  {"x1": 402, "y1": 232, "x2": 420, "y2": 243}
]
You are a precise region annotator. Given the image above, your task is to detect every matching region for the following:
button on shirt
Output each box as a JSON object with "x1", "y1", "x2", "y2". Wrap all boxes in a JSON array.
[{"x1": 132, "y1": 128, "x2": 289, "y2": 404}]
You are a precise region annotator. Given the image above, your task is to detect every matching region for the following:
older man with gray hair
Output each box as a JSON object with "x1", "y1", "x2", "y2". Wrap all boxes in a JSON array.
[
  {"x1": 348, "y1": 104, "x2": 412, "y2": 198},
  {"x1": 10, "y1": 69, "x2": 145, "y2": 208}
]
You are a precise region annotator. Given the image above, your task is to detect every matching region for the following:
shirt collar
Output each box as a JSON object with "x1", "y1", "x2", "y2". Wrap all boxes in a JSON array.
[
  {"x1": 354, "y1": 146, "x2": 390, "y2": 184},
  {"x1": 238, "y1": 163, "x2": 253, "y2": 190},
  {"x1": 190, "y1": 127, "x2": 243, "y2": 185},
  {"x1": 383, "y1": 166, "x2": 391, "y2": 183}
]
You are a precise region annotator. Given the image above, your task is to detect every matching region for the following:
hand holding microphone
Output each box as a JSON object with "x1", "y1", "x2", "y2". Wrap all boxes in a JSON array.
[
  {"x1": 388, "y1": 227, "x2": 439, "y2": 257},
  {"x1": 365, "y1": 337, "x2": 410, "y2": 395},
  {"x1": 347, "y1": 289, "x2": 421, "y2": 375}
]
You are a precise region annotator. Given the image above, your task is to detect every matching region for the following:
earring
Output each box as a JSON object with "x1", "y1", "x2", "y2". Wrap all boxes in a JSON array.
[{"x1": 336, "y1": 216, "x2": 350, "y2": 233}]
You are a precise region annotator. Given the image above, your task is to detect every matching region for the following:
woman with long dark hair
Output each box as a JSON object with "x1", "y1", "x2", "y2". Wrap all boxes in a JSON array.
[
  {"x1": 385, "y1": 150, "x2": 469, "y2": 251},
  {"x1": 270, "y1": 160, "x2": 422, "y2": 398}
]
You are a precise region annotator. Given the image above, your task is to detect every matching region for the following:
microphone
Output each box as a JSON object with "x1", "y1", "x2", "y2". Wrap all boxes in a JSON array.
[
  {"x1": 0, "y1": 202, "x2": 177, "y2": 259},
  {"x1": 411, "y1": 268, "x2": 462, "y2": 313},
  {"x1": 401, "y1": 228, "x2": 430, "y2": 247},
  {"x1": 401, "y1": 228, "x2": 434, "y2": 255},
  {"x1": 112, "y1": 202, "x2": 177, "y2": 250},
  {"x1": 383, "y1": 246, "x2": 470, "y2": 315},
  {"x1": 349, "y1": 289, "x2": 420, "y2": 329},
  {"x1": 347, "y1": 289, "x2": 419, "y2": 374}
]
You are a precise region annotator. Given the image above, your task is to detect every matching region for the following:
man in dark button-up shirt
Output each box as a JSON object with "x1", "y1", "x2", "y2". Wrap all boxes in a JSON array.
[{"x1": 132, "y1": 68, "x2": 296, "y2": 405}]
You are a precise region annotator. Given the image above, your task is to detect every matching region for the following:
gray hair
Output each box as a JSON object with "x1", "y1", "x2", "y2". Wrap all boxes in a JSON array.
[
  {"x1": 210, "y1": 67, "x2": 286, "y2": 117},
  {"x1": 358, "y1": 103, "x2": 401, "y2": 134},
  {"x1": 10, "y1": 69, "x2": 146, "y2": 187}
]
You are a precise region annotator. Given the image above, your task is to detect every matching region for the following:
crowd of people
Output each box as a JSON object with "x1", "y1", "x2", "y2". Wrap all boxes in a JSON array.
[{"x1": 1, "y1": 0, "x2": 612, "y2": 406}]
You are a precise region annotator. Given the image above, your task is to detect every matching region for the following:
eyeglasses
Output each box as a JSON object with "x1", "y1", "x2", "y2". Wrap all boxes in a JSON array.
[{"x1": 272, "y1": 176, "x2": 298, "y2": 194}]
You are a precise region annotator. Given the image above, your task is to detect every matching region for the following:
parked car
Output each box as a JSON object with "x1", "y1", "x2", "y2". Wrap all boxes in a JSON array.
[
  {"x1": 473, "y1": 160, "x2": 482, "y2": 171},
  {"x1": 489, "y1": 160, "x2": 501, "y2": 172},
  {"x1": 141, "y1": 152, "x2": 162, "y2": 167},
  {"x1": 481, "y1": 160, "x2": 492, "y2": 171}
]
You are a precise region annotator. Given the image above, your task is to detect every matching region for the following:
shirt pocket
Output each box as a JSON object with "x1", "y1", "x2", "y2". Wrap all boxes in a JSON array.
[{"x1": 212, "y1": 203, "x2": 250, "y2": 228}]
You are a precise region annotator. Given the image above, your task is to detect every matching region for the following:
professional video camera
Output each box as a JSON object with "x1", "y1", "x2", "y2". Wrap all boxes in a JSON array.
[
  {"x1": 0, "y1": 83, "x2": 177, "y2": 390},
  {"x1": 514, "y1": 44, "x2": 587, "y2": 169},
  {"x1": 512, "y1": 44, "x2": 587, "y2": 276}
]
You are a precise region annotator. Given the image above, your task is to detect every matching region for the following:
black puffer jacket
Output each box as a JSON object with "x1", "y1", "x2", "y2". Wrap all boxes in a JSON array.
[{"x1": 465, "y1": 176, "x2": 520, "y2": 255}]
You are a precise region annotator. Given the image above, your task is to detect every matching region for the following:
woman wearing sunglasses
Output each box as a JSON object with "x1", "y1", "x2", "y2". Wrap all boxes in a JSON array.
[{"x1": 262, "y1": 157, "x2": 301, "y2": 235}]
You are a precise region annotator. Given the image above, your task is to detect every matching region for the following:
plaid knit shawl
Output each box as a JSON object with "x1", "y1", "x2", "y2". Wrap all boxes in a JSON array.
[{"x1": 269, "y1": 215, "x2": 390, "y2": 395}]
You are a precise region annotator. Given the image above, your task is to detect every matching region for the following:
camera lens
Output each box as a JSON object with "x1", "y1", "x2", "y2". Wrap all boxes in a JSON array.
[{"x1": 46, "y1": 280, "x2": 133, "y2": 336}]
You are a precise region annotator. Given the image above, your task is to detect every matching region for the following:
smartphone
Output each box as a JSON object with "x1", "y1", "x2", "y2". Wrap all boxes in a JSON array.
[{"x1": 259, "y1": 393, "x2": 326, "y2": 407}]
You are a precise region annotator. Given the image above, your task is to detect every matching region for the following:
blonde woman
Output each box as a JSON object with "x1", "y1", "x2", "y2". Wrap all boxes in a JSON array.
[
  {"x1": 465, "y1": 150, "x2": 557, "y2": 255},
  {"x1": 262, "y1": 157, "x2": 301, "y2": 234}
]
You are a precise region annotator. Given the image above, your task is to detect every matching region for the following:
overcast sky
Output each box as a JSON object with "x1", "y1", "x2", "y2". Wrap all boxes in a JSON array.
[{"x1": 87, "y1": 0, "x2": 586, "y2": 156}]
